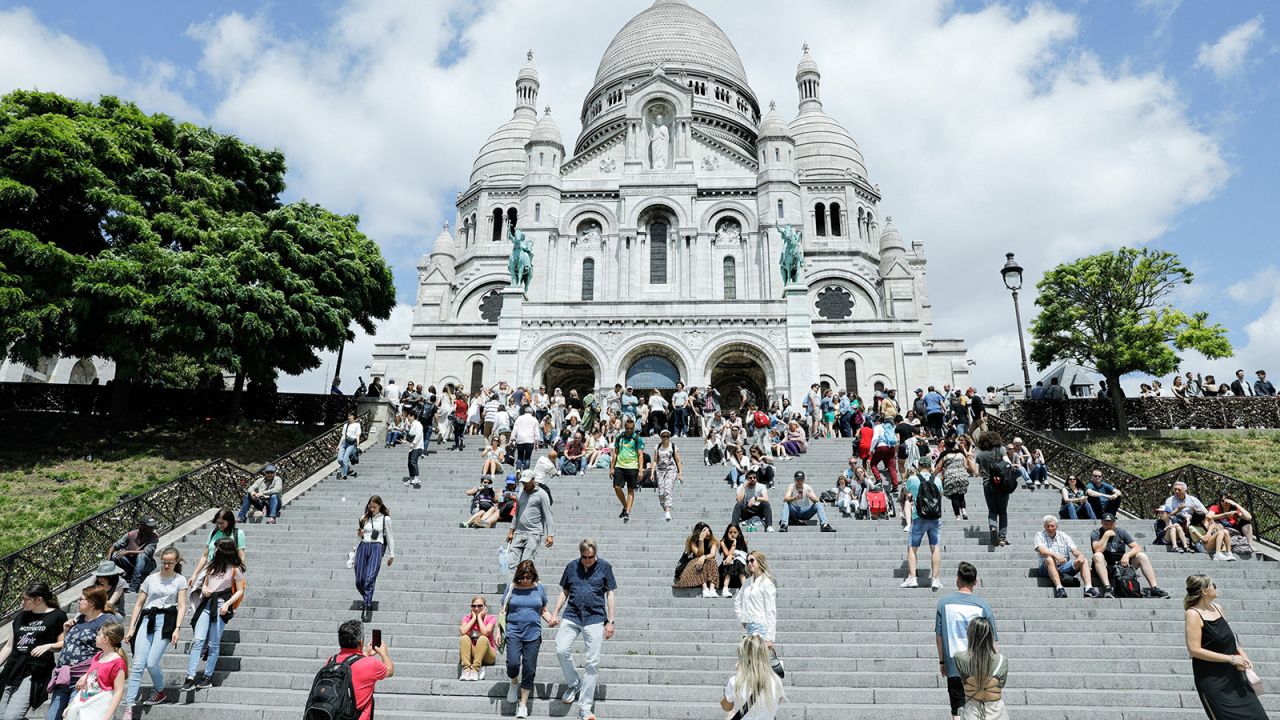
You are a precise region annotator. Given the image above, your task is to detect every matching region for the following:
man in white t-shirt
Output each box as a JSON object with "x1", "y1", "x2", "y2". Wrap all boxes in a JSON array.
[
  {"x1": 511, "y1": 409, "x2": 540, "y2": 470},
  {"x1": 1034, "y1": 515, "x2": 1097, "y2": 599},
  {"x1": 404, "y1": 411, "x2": 424, "y2": 489},
  {"x1": 1161, "y1": 481, "x2": 1207, "y2": 525},
  {"x1": 671, "y1": 382, "x2": 689, "y2": 437}
]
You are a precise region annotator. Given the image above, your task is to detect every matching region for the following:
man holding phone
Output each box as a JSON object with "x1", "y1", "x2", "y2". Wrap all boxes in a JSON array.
[{"x1": 319, "y1": 620, "x2": 394, "y2": 720}]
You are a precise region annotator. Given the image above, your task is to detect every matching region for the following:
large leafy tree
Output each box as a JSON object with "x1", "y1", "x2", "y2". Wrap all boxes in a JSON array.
[
  {"x1": 0, "y1": 90, "x2": 395, "y2": 402},
  {"x1": 1029, "y1": 247, "x2": 1232, "y2": 432}
]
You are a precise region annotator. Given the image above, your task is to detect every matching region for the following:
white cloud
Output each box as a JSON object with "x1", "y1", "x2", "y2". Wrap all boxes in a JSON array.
[
  {"x1": 1226, "y1": 265, "x2": 1280, "y2": 303},
  {"x1": 3, "y1": 1, "x2": 1236, "y2": 394},
  {"x1": 281, "y1": 302, "x2": 415, "y2": 393},
  {"x1": 1195, "y1": 16, "x2": 1265, "y2": 79},
  {"x1": 0, "y1": 7, "x2": 202, "y2": 120}
]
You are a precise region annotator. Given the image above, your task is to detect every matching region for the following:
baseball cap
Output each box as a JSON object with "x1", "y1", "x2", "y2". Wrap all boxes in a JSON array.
[
  {"x1": 1101, "y1": 513, "x2": 1117, "y2": 522},
  {"x1": 794, "y1": 470, "x2": 806, "y2": 481},
  {"x1": 505, "y1": 474, "x2": 518, "y2": 486},
  {"x1": 263, "y1": 464, "x2": 278, "y2": 473},
  {"x1": 660, "y1": 429, "x2": 671, "y2": 436},
  {"x1": 140, "y1": 517, "x2": 158, "y2": 528},
  {"x1": 915, "y1": 388, "x2": 923, "y2": 393}
]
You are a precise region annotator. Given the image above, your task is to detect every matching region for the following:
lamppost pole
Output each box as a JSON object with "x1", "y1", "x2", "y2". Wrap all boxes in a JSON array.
[{"x1": 1000, "y1": 252, "x2": 1033, "y2": 398}]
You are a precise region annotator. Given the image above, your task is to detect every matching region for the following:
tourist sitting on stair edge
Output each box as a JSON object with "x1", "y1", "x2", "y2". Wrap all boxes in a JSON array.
[
  {"x1": 673, "y1": 521, "x2": 722, "y2": 597},
  {"x1": 1089, "y1": 514, "x2": 1169, "y2": 598},
  {"x1": 458, "y1": 595, "x2": 498, "y2": 681},
  {"x1": 236, "y1": 465, "x2": 282, "y2": 525},
  {"x1": 732, "y1": 471, "x2": 775, "y2": 532},
  {"x1": 1034, "y1": 516, "x2": 1099, "y2": 599},
  {"x1": 718, "y1": 523, "x2": 749, "y2": 598},
  {"x1": 779, "y1": 471, "x2": 835, "y2": 532}
]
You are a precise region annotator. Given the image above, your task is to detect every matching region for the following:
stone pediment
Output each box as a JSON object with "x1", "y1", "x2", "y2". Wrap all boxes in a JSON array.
[{"x1": 881, "y1": 258, "x2": 913, "y2": 280}]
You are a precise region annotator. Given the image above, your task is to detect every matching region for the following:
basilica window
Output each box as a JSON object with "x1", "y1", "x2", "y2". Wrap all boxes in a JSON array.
[
  {"x1": 776, "y1": 199, "x2": 784, "y2": 219},
  {"x1": 723, "y1": 257, "x2": 737, "y2": 300},
  {"x1": 506, "y1": 208, "x2": 518, "y2": 235},
  {"x1": 815, "y1": 202, "x2": 827, "y2": 237},
  {"x1": 535, "y1": 203, "x2": 541, "y2": 222},
  {"x1": 649, "y1": 221, "x2": 668, "y2": 284},
  {"x1": 479, "y1": 289, "x2": 504, "y2": 323},
  {"x1": 470, "y1": 361, "x2": 484, "y2": 395},
  {"x1": 815, "y1": 285, "x2": 854, "y2": 320},
  {"x1": 844, "y1": 358, "x2": 858, "y2": 396},
  {"x1": 774, "y1": 148, "x2": 780, "y2": 163},
  {"x1": 582, "y1": 258, "x2": 595, "y2": 301},
  {"x1": 492, "y1": 208, "x2": 503, "y2": 242},
  {"x1": 830, "y1": 202, "x2": 842, "y2": 236}
]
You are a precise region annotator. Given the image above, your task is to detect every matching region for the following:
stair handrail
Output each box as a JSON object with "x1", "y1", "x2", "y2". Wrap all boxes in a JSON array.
[
  {"x1": 0, "y1": 411, "x2": 371, "y2": 622},
  {"x1": 987, "y1": 415, "x2": 1279, "y2": 548}
]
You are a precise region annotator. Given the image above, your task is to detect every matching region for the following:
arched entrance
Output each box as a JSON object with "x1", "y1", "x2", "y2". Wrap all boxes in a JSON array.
[
  {"x1": 535, "y1": 345, "x2": 599, "y2": 400},
  {"x1": 626, "y1": 354, "x2": 680, "y2": 396},
  {"x1": 707, "y1": 344, "x2": 770, "y2": 413}
]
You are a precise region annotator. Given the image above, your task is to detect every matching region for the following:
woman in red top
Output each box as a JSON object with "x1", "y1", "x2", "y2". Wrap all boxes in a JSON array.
[
  {"x1": 857, "y1": 419, "x2": 876, "y2": 466},
  {"x1": 452, "y1": 394, "x2": 469, "y2": 451},
  {"x1": 458, "y1": 595, "x2": 500, "y2": 681},
  {"x1": 65, "y1": 621, "x2": 127, "y2": 720}
]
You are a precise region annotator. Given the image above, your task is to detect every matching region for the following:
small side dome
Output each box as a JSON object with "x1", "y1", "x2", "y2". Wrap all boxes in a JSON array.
[
  {"x1": 527, "y1": 106, "x2": 564, "y2": 149},
  {"x1": 430, "y1": 221, "x2": 456, "y2": 258},
  {"x1": 757, "y1": 101, "x2": 792, "y2": 142},
  {"x1": 879, "y1": 216, "x2": 906, "y2": 254}
]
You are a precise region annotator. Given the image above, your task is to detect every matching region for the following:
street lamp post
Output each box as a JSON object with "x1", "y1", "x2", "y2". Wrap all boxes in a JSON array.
[{"x1": 1000, "y1": 252, "x2": 1033, "y2": 398}]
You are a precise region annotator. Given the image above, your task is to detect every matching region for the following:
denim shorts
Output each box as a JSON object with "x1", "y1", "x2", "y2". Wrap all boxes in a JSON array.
[
  {"x1": 743, "y1": 622, "x2": 768, "y2": 638},
  {"x1": 1037, "y1": 558, "x2": 1078, "y2": 577},
  {"x1": 908, "y1": 518, "x2": 941, "y2": 547}
]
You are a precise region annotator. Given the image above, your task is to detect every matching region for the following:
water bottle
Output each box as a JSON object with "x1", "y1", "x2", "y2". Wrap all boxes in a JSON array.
[{"x1": 498, "y1": 544, "x2": 510, "y2": 573}]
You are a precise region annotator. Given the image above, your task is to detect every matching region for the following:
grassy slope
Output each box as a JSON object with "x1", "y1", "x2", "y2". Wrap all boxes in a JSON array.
[
  {"x1": 0, "y1": 417, "x2": 316, "y2": 556},
  {"x1": 1078, "y1": 430, "x2": 1280, "y2": 492}
]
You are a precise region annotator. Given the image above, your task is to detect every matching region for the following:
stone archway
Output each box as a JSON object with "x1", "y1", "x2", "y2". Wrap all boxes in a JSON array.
[
  {"x1": 533, "y1": 344, "x2": 601, "y2": 400},
  {"x1": 706, "y1": 343, "x2": 771, "y2": 414}
]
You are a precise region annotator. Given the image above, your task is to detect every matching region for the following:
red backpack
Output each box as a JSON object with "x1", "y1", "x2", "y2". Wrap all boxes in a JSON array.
[{"x1": 753, "y1": 411, "x2": 770, "y2": 429}]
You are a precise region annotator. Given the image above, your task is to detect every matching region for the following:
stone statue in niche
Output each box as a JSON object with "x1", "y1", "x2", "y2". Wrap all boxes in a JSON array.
[
  {"x1": 715, "y1": 220, "x2": 741, "y2": 245},
  {"x1": 577, "y1": 221, "x2": 602, "y2": 246},
  {"x1": 648, "y1": 110, "x2": 670, "y2": 170}
]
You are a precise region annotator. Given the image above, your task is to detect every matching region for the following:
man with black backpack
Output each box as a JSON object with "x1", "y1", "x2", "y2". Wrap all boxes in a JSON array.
[
  {"x1": 305, "y1": 619, "x2": 394, "y2": 720},
  {"x1": 901, "y1": 466, "x2": 945, "y2": 590},
  {"x1": 1089, "y1": 514, "x2": 1170, "y2": 599}
]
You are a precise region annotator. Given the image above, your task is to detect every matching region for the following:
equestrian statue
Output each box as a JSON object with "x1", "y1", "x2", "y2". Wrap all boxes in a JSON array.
[
  {"x1": 507, "y1": 225, "x2": 534, "y2": 292},
  {"x1": 778, "y1": 224, "x2": 805, "y2": 285}
]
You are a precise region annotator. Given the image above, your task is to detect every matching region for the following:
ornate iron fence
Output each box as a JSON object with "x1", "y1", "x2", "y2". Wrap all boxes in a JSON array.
[
  {"x1": 0, "y1": 382, "x2": 361, "y2": 425},
  {"x1": 0, "y1": 411, "x2": 371, "y2": 620},
  {"x1": 987, "y1": 415, "x2": 1279, "y2": 547},
  {"x1": 1001, "y1": 397, "x2": 1280, "y2": 431}
]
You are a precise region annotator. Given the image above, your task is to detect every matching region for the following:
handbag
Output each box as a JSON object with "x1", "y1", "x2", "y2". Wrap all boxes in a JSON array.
[
  {"x1": 1245, "y1": 667, "x2": 1264, "y2": 695},
  {"x1": 770, "y1": 646, "x2": 785, "y2": 679},
  {"x1": 64, "y1": 670, "x2": 112, "y2": 720},
  {"x1": 496, "y1": 584, "x2": 513, "y2": 653}
]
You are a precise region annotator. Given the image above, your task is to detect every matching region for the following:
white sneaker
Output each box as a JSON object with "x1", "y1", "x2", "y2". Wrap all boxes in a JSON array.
[
  {"x1": 460, "y1": 669, "x2": 471, "y2": 681},
  {"x1": 664, "y1": 511, "x2": 671, "y2": 522},
  {"x1": 765, "y1": 526, "x2": 775, "y2": 532},
  {"x1": 1212, "y1": 553, "x2": 1225, "y2": 561},
  {"x1": 411, "y1": 479, "x2": 421, "y2": 488},
  {"x1": 516, "y1": 703, "x2": 529, "y2": 719},
  {"x1": 1225, "y1": 552, "x2": 1238, "y2": 561},
  {"x1": 703, "y1": 587, "x2": 717, "y2": 598},
  {"x1": 900, "y1": 577, "x2": 919, "y2": 588},
  {"x1": 477, "y1": 667, "x2": 486, "y2": 681},
  {"x1": 931, "y1": 578, "x2": 943, "y2": 591},
  {"x1": 507, "y1": 682, "x2": 520, "y2": 704},
  {"x1": 346, "y1": 551, "x2": 355, "y2": 569}
]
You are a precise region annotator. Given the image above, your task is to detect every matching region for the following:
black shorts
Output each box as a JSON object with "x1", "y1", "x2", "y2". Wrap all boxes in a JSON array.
[
  {"x1": 947, "y1": 675, "x2": 965, "y2": 715},
  {"x1": 613, "y1": 467, "x2": 639, "y2": 490}
]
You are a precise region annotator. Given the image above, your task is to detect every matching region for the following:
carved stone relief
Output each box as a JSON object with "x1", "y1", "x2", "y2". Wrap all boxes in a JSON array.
[{"x1": 599, "y1": 157, "x2": 616, "y2": 174}]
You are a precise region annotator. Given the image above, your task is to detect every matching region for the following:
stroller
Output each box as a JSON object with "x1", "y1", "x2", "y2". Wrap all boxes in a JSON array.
[{"x1": 865, "y1": 482, "x2": 891, "y2": 520}]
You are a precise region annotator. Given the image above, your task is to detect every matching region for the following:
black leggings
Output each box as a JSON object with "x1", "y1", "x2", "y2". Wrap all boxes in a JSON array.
[
  {"x1": 947, "y1": 492, "x2": 966, "y2": 516},
  {"x1": 983, "y1": 483, "x2": 1009, "y2": 536}
]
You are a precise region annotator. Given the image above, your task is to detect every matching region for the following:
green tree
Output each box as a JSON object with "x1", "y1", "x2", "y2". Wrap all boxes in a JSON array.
[
  {"x1": 1029, "y1": 247, "x2": 1233, "y2": 432},
  {"x1": 0, "y1": 90, "x2": 395, "y2": 408}
]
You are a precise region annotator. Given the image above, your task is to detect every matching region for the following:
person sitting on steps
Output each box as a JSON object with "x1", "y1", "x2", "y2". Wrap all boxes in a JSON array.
[
  {"x1": 673, "y1": 522, "x2": 722, "y2": 598},
  {"x1": 480, "y1": 437, "x2": 505, "y2": 477},
  {"x1": 236, "y1": 465, "x2": 282, "y2": 525},
  {"x1": 1084, "y1": 469, "x2": 1122, "y2": 519},
  {"x1": 1089, "y1": 513, "x2": 1170, "y2": 599},
  {"x1": 462, "y1": 477, "x2": 499, "y2": 528},
  {"x1": 1034, "y1": 515, "x2": 1099, "y2": 599},
  {"x1": 458, "y1": 595, "x2": 499, "y2": 681},
  {"x1": 779, "y1": 471, "x2": 836, "y2": 533},
  {"x1": 717, "y1": 523, "x2": 749, "y2": 598},
  {"x1": 732, "y1": 471, "x2": 775, "y2": 532}
]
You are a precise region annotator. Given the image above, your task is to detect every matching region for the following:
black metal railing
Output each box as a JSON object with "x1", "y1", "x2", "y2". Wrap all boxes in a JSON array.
[
  {"x1": 1001, "y1": 397, "x2": 1280, "y2": 431},
  {"x1": 0, "y1": 411, "x2": 371, "y2": 620},
  {"x1": 0, "y1": 382, "x2": 363, "y2": 425},
  {"x1": 988, "y1": 415, "x2": 1280, "y2": 547}
]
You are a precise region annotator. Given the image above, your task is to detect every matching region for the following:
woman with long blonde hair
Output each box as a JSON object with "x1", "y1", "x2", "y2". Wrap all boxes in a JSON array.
[
  {"x1": 719, "y1": 634, "x2": 784, "y2": 718},
  {"x1": 734, "y1": 551, "x2": 776, "y2": 647},
  {"x1": 953, "y1": 616, "x2": 1009, "y2": 719}
]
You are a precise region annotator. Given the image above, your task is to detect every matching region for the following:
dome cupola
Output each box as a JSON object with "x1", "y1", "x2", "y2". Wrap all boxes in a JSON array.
[
  {"x1": 757, "y1": 100, "x2": 792, "y2": 141},
  {"x1": 470, "y1": 52, "x2": 541, "y2": 186},
  {"x1": 430, "y1": 221, "x2": 456, "y2": 259},
  {"x1": 788, "y1": 44, "x2": 869, "y2": 181},
  {"x1": 527, "y1": 106, "x2": 564, "y2": 150}
]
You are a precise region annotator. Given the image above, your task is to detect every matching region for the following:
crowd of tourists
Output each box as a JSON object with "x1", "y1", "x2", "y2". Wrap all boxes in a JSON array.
[{"x1": 5, "y1": 373, "x2": 1267, "y2": 720}]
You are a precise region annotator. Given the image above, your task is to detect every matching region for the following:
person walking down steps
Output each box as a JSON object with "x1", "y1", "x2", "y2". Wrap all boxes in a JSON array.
[
  {"x1": 507, "y1": 471, "x2": 555, "y2": 570},
  {"x1": 355, "y1": 496, "x2": 394, "y2": 623},
  {"x1": 338, "y1": 412, "x2": 362, "y2": 480}
]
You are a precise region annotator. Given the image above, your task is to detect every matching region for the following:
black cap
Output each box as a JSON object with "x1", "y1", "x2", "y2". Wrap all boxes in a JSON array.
[
  {"x1": 793, "y1": 471, "x2": 806, "y2": 481},
  {"x1": 140, "y1": 517, "x2": 158, "y2": 528},
  {"x1": 1101, "y1": 513, "x2": 1117, "y2": 522}
]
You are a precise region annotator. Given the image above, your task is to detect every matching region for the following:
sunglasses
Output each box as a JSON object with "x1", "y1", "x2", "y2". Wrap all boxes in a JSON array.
[
  {"x1": 580, "y1": 554, "x2": 597, "y2": 561},
  {"x1": 471, "y1": 603, "x2": 486, "y2": 608},
  {"x1": 746, "y1": 558, "x2": 757, "y2": 564}
]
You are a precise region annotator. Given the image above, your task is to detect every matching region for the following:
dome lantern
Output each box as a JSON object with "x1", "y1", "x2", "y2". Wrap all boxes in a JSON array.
[
  {"x1": 515, "y1": 50, "x2": 539, "y2": 117},
  {"x1": 795, "y1": 43, "x2": 821, "y2": 110}
]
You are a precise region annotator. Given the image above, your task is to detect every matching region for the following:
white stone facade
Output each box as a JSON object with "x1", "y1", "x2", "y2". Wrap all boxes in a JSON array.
[
  {"x1": 375, "y1": 0, "x2": 968, "y2": 401},
  {"x1": 0, "y1": 356, "x2": 113, "y2": 385}
]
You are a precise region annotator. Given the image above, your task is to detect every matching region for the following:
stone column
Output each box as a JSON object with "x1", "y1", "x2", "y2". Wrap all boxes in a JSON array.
[
  {"x1": 783, "y1": 283, "x2": 817, "y2": 402},
  {"x1": 490, "y1": 287, "x2": 526, "y2": 382}
]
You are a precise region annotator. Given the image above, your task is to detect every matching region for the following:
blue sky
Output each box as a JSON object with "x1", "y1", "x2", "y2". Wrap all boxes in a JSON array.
[{"x1": 1, "y1": 0, "x2": 1275, "y2": 392}]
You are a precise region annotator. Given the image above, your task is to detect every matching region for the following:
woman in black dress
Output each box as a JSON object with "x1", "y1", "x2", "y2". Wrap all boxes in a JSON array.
[{"x1": 1183, "y1": 574, "x2": 1268, "y2": 719}]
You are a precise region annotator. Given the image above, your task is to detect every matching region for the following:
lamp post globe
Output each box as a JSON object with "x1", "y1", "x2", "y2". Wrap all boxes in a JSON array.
[{"x1": 1000, "y1": 252, "x2": 1033, "y2": 398}]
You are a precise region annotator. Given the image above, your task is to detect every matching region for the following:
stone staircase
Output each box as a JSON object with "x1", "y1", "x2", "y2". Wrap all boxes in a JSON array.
[{"x1": 143, "y1": 437, "x2": 1280, "y2": 719}]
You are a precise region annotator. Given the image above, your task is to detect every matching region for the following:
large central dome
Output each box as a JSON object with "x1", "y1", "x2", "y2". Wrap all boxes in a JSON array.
[{"x1": 593, "y1": 0, "x2": 750, "y2": 91}]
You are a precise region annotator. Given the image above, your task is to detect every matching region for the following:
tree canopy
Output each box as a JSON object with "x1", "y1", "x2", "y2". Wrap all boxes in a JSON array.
[
  {"x1": 1029, "y1": 246, "x2": 1232, "y2": 431},
  {"x1": 0, "y1": 90, "x2": 395, "y2": 389}
]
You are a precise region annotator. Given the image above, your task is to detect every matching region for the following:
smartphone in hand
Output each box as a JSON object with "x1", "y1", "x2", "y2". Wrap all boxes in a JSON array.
[{"x1": 371, "y1": 629, "x2": 382, "y2": 649}]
